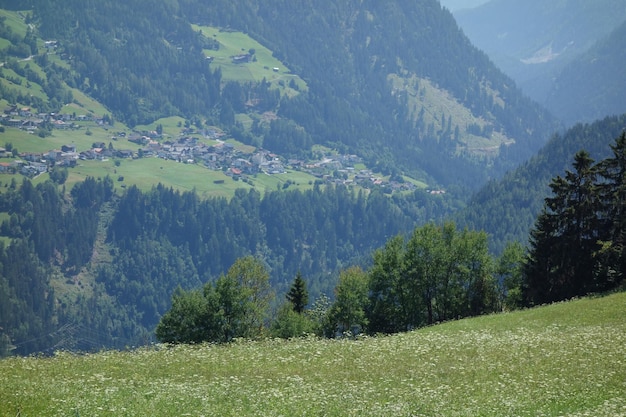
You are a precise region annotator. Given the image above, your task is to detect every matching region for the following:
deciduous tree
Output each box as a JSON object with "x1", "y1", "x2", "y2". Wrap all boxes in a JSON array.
[{"x1": 330, "y1": 266, "x2": 369, "y2": 336}]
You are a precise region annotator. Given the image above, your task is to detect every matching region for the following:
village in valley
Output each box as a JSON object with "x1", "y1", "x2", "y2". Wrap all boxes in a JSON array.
[{"x1": 0, "y1": 104, "x2": 428, "y2": 194}]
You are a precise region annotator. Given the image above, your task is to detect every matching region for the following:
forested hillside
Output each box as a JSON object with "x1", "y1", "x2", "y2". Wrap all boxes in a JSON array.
[
  {"x1": 2, "y1": 0, "x2": 557, "y2": 190},
  {"x1": 459, "y1": 114, "x2": 626, "y2": 253},
  {"x1": 0, "y1": 175, "x2": 456, "y2": 353}
]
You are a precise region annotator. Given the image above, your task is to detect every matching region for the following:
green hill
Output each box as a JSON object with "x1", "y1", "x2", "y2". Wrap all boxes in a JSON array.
[{"x1": 1, "y1": 292, "x2": 625, "y2": 416}]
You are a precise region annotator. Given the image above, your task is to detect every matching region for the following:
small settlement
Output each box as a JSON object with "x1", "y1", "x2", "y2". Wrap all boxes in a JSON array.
[{"x1": 0, "y1": 105, "x2": 420, "y2": 193}]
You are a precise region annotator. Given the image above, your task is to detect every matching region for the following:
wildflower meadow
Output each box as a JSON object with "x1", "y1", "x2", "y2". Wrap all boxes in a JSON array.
[{"x1": 1, "y1": 292, "x2": 625, "y2": 416}]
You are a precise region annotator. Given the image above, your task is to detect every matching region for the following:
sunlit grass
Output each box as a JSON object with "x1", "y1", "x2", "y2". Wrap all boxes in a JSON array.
[
  {"x1": 133, "y1": 116, "x2": 186, "y2": 139},
  {"x1": 194, "y1": 24, "x2": 307, "y2": 92},
  {"x1": 60, "y1": 88, "x2": 112, "y2": 118},
  {"x1": 1, "y1": 292, "x2": 625, "y2": 416},
  {"x1": 0, "y1": 10, "x2": 29, "y2": 38},
  {"x1": 66, "y1": 157, "x2": 251, "y2": 198}
]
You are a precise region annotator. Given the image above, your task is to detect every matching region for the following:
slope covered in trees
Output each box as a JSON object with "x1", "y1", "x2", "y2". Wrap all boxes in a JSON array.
[
  {"x1": 7, "y1": 0, "x2": 558, "y2": 191},
  {"x1": 0, "y1": 176, "x2": 455, "y2": 354},
  {"x1": 459, "y1": 114, "x2": 626, "y2": 253}
]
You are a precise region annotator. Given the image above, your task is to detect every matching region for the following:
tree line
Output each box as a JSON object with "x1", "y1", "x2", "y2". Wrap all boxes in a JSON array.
[
  {"x1": 0, "y1": 175, "x2": 452, "y2": 355},
  {"x1": 524, "y1": 132, "x2": 626, "y2": 304},
  {"x1": 156, "y1": 133, "x2": 626, "y2": 344},
  {"x1": 156, "y1": 221, "x2": 507, "y2": 343}
]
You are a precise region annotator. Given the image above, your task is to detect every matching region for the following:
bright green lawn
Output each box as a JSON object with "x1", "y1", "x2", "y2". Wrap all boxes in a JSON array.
[
  {"x1": 1, "y1": 293, "x2": 625, "y2": 416},
  {"x1": 59, "y1": 88, "x2": 111, "y2": 118}
]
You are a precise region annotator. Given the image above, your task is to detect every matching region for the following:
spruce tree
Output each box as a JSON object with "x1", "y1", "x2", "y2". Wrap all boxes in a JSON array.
[
  {"x1": 596, "y1": 132, "x2": 626, "y2": 287},
  {"x1": 286, "y1": 271, "x2": 309, "y2": 314},
  {"x1": 525, "y1": 150, "x2": 602, "y2": 303}
]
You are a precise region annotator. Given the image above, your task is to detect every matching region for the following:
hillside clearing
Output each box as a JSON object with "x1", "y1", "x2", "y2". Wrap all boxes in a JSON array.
[{"x1": 1, "y1": 292, "x2": 625, "y2": 416}]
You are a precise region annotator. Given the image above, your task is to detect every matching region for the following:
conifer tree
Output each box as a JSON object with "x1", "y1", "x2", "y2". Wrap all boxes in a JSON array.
[
  {"x1": 595, "y1": 132, "x2": 626, "y2": 287},
  {"x1": 525, "y1": 150, "x2": 602, "y2": 303},
  {"x1": 286, "y1": 271, "x2": 309, "y2": 314}
]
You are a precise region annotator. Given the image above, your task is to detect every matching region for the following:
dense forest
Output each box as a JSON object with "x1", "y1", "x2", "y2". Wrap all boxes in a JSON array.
[
  {"x1": 156, "y1": 132, "x2": 626, "y2": 344},
  {"x1": 0, "y1": 0, "x2": 623, "y2": 355},
  {"x1": 0, "y1": 174, "x2": 455, "y2": 354},
  {"x1": 460, "y1": 114, "x2": 626, "y2": 253}
]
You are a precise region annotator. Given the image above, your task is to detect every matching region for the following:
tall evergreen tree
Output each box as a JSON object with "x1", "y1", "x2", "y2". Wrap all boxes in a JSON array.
[
  {"x1": 595, "y1": 132, "x2": 626, "y2": 287},
  {"x1": 524, "y1": 150, "x2": 602, "y2": 304},
  {"x1": 286, "y1": 271, "x2": 309, "y2": 314}
]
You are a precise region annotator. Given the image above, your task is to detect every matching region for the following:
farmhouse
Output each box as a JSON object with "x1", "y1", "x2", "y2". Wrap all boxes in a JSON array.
[{"x1": 232, "y1": 54, "x2": 251, "y2": 64}]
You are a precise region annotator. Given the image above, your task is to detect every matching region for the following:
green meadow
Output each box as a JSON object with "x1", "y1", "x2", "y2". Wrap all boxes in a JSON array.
[
  {"x1": 1, "y1": 292, "x2": 625, "y2": 416},
  {"x1": 195, "y1": 24, "x2": 307, "y2": 93},
  {"x1": 0, "y1": 10, "x2": 30, "y2": 39}
]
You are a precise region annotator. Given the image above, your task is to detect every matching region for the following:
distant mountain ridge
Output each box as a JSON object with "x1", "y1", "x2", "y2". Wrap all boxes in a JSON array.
[
  {"x1": 455, "y1": 0, "x2": 626, "y2": 125},
  {"x1": 544, "y1": 21, "x2": 626, "y2": 125}
]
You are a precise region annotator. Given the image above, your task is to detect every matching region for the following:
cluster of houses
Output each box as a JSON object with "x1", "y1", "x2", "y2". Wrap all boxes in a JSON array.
[
  {"x1": 131, "y1": 133, "x2": 417, "y2": 192},
  {"x1": 1, "y1": 105, "x2": 106, "y2": 132},
  {"x1": 135, "y1": 133, "x2": 289, "y2": 176},
  {"x1": 0, "y1": 109, "x2": 420, "y2": 192},
  {"x1": 0, "y1": 143, "x2": 82, "y2": 177}
]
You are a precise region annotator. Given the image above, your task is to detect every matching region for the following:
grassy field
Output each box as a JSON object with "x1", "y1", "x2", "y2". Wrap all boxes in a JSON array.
[
  {"x1": 0, "y1": 10, "x2": 30, "y2": 38},
  {"x1": 194, "y1": 24, "x2": 307, "y2": 94},
  {"x1": 1, "y1": 292, "x2": 625, "y2": 416}
]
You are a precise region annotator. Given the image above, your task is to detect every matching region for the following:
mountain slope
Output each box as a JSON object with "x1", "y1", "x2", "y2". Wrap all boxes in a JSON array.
[
  {"x1": 20, "y1": 0, "x2": 558, "y2": 190},
  {"x1": 455, "y1": 0, "x2": 626, "y2": 121},
  {"x1": 545, "y1": 21, "x2": 626, "y2": 125},
  {"x1": 458, "y1": 113, "x2": 626, "y2": 252}
]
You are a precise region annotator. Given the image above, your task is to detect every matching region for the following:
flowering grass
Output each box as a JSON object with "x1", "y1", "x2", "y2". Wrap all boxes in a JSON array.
[{"x1": 2, "y1": 292, "x2": 625, "y2": 416}]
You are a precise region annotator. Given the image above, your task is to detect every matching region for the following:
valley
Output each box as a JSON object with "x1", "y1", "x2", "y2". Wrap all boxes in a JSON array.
[{"x1": 0, "y1": 3, "x2": 624, "y2": 401}]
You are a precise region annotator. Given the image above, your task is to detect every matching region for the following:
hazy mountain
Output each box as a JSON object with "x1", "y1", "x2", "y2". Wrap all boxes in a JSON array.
[
  {"x1": 545, "y1": 21, "x2": 626, "y2": 126},
  {"x1": 454, "y1": 0, "x2": 626, "y2": 124},
  {"x1": 439, "y1": 0, "x2": 490, "y2": 12}
]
